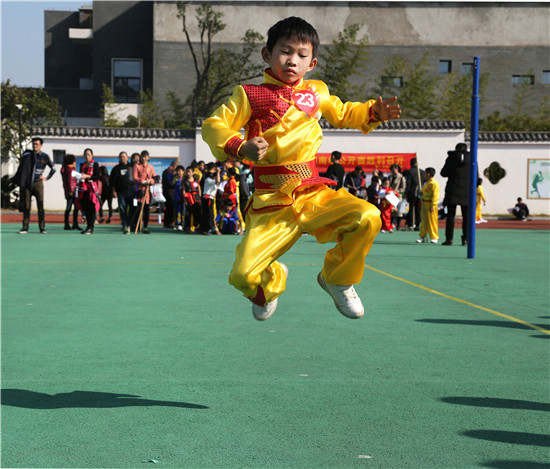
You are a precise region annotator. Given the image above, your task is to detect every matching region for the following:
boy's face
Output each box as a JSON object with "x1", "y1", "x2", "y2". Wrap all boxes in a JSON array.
[
  {"x1": 186, "y1": 169, "x2": 193, "y2": 178},
  {"x1": 176, "y1": 169, "x2": 184, "y2": 178},
  {"x1": 262, "y1": 36, "x2": 317, "y2": 84}
]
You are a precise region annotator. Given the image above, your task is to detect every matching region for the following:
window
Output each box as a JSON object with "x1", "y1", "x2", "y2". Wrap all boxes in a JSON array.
[
  {"x1": 381, "y1": 76, "x2": 403, "y2": 87},
  {"x1": 112, "y1": 59, "x2": 142, "y2": 103},
  {"x1": 53, "y1": 149, "x2": 66, "y2": 165},
  {"x1": 439, "y1": 60, "x2": 452, "y2": 74},
  {"x1": 542, "y1": 71, "x2": 550, "y2": 85},
  {"x1": 461, "y1": 63, "x2": 473, "y2": 75},
  {"x1": 512, "y1": 75, "x2": 535, "y2": 85}
]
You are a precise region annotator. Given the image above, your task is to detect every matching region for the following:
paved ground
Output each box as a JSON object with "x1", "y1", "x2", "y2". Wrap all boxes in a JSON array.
[{"x1": 1, "y1": 221, "x2": 549, "y2": 468}]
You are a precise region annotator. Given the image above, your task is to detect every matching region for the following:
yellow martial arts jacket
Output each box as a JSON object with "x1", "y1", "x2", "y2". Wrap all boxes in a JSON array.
[
  {"x1": 202, "y1": 69, "x2": 383, "y2": 210},
  {"x1": 422, "y1": 179, "x2": 440, "y2": 207}
]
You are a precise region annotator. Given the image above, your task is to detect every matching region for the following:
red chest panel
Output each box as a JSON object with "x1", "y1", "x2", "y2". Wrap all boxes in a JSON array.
[{"x1": 242, "y1": 84, "x2": 293, "y2": 138}]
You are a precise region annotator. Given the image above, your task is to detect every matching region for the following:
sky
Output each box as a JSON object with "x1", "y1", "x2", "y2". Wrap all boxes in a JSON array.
[{"x1": 1, "y1": 0, "x2": 84, "y2": 87}]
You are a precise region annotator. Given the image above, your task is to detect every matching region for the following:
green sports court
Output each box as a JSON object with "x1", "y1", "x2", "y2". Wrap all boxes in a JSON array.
[{"x1": 1, "y1": 220, "x2": 548, "y2": 468}]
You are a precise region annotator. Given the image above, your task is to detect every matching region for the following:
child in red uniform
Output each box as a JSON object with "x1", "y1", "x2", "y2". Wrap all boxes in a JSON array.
[
  {"x1": 184, "y1": 167, "x2": 202, "y2": 232},
  {"x1": 378, "y1": 178, "x2": 398, "y2": 233}
]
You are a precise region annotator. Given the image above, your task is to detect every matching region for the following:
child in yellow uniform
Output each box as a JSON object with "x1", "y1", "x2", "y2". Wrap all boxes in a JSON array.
[
  {"x1": 416, "y1": 167, "x2": 440, "y2": 244},
  {"x1": 476, "y1": 177, "x2": 487, "y2": 223},
  {"x1": 202, "y1": 17, "x2": 401, "y2": 321}
]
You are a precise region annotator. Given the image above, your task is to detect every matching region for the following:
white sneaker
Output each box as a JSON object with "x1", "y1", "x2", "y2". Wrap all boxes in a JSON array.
[
  {"x1": 430, "y1": 239, "x2": 439, "y2": 244},
  {"x1": 252, "y1": 263, "x2": 288, "y2": 321},
  {"x1": 416, "y1": 237, "x2": 425, "y2": 243},
  {"x1": 317, "y1": 272, "x2": 364, "y2": 319}
]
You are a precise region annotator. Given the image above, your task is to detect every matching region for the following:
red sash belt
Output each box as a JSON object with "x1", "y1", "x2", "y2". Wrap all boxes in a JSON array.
[{"x1": 254, "y1": 160, "x2": 336, "y2": 191}]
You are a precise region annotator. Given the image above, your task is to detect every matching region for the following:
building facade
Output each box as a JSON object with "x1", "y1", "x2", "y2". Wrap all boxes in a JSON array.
[{"x1": 45, "y1": 1, "x2": 550, "y2": 125}]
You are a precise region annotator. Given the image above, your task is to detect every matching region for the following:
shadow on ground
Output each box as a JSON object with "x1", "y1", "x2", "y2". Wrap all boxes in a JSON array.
[
  {"x1": 1, "y1": 389, "x2": 208, "y2": 410},
  {"x1": 440, "y1": 396, "x2": 550, "y2": 412}
]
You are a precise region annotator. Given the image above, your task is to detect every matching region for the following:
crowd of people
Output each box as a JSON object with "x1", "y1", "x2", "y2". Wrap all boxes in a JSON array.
[
  {"x1": 15, "y1": 139, "x2": 534, "y2": 240},
  {"x1": 58, "y1": 149, "x2": 253, "y2": 235}
]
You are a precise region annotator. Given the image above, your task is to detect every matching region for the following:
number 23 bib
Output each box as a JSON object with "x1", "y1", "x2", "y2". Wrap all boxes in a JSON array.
[{"x1": 292, "y1": 89, "x2": 320, "y2": 118}]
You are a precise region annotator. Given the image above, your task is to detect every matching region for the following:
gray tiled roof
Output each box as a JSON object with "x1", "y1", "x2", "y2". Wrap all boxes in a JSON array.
[
  {"x1": 32, "y1": 126, "x2": 195, "y2": 140},
  {"x1": 319, "y1": 119, "x2": 465, "y2": 131},
  {"x1": 468, "y1": 132, "x2": 550, "y2": 143},
  {"x1": 32, "y1": 124, "x2": 550, "y2": 143}
]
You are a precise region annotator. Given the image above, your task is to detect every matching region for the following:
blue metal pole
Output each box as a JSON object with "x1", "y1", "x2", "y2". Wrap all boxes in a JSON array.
[{"x1": 467, "y1": 57, "x2": 480, "y2": 259}]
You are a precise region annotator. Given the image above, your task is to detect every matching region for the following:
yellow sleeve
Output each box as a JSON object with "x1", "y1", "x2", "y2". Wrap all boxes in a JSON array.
[
  {"x1": 310, "y1": 80, "x2": 382, "y2": 135},
  {"x1": 432, "y1": 181, "x2": 440, "y2": 206},
  {"x1": 201, "y1": 85, "x2": 252, "y2": 162}
]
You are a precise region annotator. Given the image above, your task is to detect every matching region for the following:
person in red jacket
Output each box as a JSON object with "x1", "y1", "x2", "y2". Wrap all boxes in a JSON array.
[{"x1": 60, "y1": 153, "x2": 82, "y2": 231}]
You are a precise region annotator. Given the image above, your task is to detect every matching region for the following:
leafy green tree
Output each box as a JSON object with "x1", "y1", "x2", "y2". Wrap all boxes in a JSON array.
[
  {"x1": 480, "y1": 75, "x2": 550, "y2": 131},
  {"x1": 399, "y1": 54, "x2": 441, "y2": 119},
  {"x1": 440, "y1": 70, "x2": 489, "y2": 129},
  {"x1": 372, "y1": 56, "x2": 405, "y2": 100},
  {"x1": 100, "y1": 83, "x2": 123, "y2": 127},
  {"x1": 176, "y1": 2, "x2": 264, "y2": 125},
  {"x1": 164, "y1": 90, "x2": 192, "y2": 129},
  {"x1": 1, "y1": 80, "x2": 62, "y2": 160},
  {"x1": 372, "y1": 55, "x2": 440, "y2": 119},
  {"x1": 313, "y1": 24, "x2": 369, "y2": 102},
  {"x1": 137, "y1": 89, "x2": 164, "y2": 128}
]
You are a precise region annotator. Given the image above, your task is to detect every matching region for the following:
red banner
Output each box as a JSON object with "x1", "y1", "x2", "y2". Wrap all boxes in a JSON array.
[{"x1": 316, "y1": 153, "x2": 416, "y2": 174}]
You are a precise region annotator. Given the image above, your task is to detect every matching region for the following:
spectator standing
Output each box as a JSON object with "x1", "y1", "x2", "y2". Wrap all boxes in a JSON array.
[
  {"x1": 441, "y1": 143, "x2": 471, "y2": 246},
  {"x1": 200, "y1": 163, "x2": 221, "y2": 235},
  {"x1": 475, "y1": 177, "x2": 487, "y2": 224},
  {"x1": 76, "y1": 148, "x2": 100, "y2": 235},
  {"x1": 389, "y1": 163, "x2": 406, "y2": 230},
  {"x1": 416, "y1": 167, "x2": 440, "y2": 244},
  {"x1": 402, "y1": 158, "x2": 424, "y2": 231},
  {"x1": 378, "y1": 178, "x2": 397, "y2": 233},
  {"x1": 325, "y1": 151, "x2": 346, "y2": 190},
  {"x1": 12, "y1": 137, "x2": 56, "y2": 234},
  {"x1": 184, "y1": 167, "x2": 201, "y2": 232},
  {"x1": 366, "y1": 176, "x2": 380, "y2": 208},
  {"x1": 110, "y1": 152, "x2": 133, "y2": 234},
  {"x1": 162, "y1": 160, "x2": 178, "y2": 229},
  {"x1": 132, "y1": 150, "x2": 157, "y2": 234},
  {"x1": 98, "y1": 166, "x2": 113, "y2": 224},
  {"x1": 173, "y1": 165, "x2": 186, "y2": 230},
  {"x1": 344, "y1": 166, "x2": 365, "y2": 198},
  {"x1": 60, "y1": 153, "x2": 81, "y2": 231}
]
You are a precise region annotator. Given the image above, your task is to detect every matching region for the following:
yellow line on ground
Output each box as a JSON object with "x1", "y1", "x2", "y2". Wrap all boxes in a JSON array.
[{"x1": 365, "y1": 264, "x2": 550, "y2": 335}]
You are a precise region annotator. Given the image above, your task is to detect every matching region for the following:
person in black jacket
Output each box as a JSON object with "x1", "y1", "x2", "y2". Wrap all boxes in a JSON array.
[
  {"x1": 110, "y1": 152, "x2": 134, "y2": 234},
  {"x1": 12, "y1": 137, "x2": 56, "y2": 234},
  {"x1": 440, "y1": 143, "x2": 471, "y2": 246},
  {"x1": 324, "y1": 151, "x2": 346, "y2": 190}
]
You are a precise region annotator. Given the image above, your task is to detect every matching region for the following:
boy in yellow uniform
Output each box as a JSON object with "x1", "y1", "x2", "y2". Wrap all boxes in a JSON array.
[
  {"x1": 416, "y1": 167, "x2": 440, "y2": 244},
  {"x1": 476, "y1": 177, "x2": 487, "y2": 223},
  {"x1": 202, "y1": 17, "x2": 401, "y2": 320}
]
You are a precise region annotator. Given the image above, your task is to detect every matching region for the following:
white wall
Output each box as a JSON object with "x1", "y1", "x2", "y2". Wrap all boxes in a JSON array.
[{"x1": 7, "y1": 129, "x2": 549, "y2": 215}]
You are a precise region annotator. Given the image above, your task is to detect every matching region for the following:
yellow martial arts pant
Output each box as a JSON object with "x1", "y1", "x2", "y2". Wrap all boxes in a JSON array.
[
  {"x1": 419, "y1": 201, "x2": 439, "y2": 240},
  {"x1": 228, "y1": 185, "x2": 382, "y2": 305}
]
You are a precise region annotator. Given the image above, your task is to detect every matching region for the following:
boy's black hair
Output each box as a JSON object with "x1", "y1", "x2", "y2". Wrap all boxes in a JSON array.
[
  {"x1": 31, "y1": 137, "x2": 44, "y2": 144},
  {"x1": 223, "y1": 198, "x2": 234, "y2": 207},
  {"x1": 227, "y1": 167, "x2": 237, "y2": 177},
  {"x1": 206, "y1": 162, "x2": 216, "y2": 171},
  {"x1": 63, "y1": 153, "x2": 76, "y2": 165},
  {"x1": 425, "y1": 167, "x2": 436, "y2": 177},
  {"x1": 175, "y1": 165, "x2": 185, "y2": 172},
  {"x1": 266, "y1": 17, "x2": 320, "y2": 58},
  {"x1": 477, "y1": 177, "x2": 482, "y2": 185}
]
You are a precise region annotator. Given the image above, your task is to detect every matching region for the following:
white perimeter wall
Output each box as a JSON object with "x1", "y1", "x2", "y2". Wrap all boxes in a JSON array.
[{"x1": 6, "y1": 129, "x2": 549, "y2": 215}]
